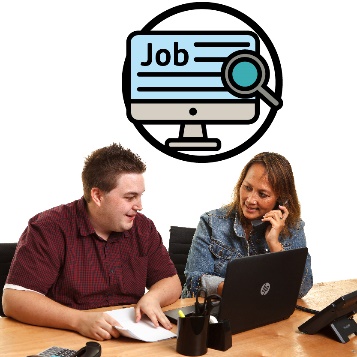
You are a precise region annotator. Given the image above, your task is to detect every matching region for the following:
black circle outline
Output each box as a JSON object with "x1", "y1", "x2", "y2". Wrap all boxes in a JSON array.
[{"x1": 122, "y1": 1, "x2": 283, "y2": 163}]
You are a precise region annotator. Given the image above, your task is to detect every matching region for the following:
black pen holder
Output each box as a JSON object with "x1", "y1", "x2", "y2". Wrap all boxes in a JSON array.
[
  {"x1": 176, "y1": 315, "x2": 209, "y2": 356},
  {"x1": 207, "y1": 320, "x2": 232, "y2": 351}
]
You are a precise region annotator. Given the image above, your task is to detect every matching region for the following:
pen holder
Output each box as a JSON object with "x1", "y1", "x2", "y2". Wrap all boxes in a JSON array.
[
  {"x1": 207, "y1": 319, "x2": 232, "y2": 351},
  {"x1": 176, "y1": 315, "x2": 209, "y2": 356}
]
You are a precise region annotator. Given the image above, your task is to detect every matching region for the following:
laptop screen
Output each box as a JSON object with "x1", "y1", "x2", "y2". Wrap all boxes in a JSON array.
[
  {"x1": 217, "y1": 248, "x2": 308, "y2": 333},
  {"x1": 164, "y1": 248, "x2": 308, "y2": 334}
]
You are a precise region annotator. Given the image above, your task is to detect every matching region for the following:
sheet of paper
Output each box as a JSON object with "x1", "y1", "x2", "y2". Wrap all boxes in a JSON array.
[{"x1": 106, "y1": 307, "x2": 177, "y2": 342}]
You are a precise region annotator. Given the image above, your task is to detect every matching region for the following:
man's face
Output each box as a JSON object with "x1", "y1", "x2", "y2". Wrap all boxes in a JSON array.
[{"x1": 99, "y1": 173, "x2": 145, "y2": 233}]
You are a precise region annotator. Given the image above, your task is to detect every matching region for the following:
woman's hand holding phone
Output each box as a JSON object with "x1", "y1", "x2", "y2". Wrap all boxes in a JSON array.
[{"x1": 262, "y1": 201, "x2": 289, "y2": 252}]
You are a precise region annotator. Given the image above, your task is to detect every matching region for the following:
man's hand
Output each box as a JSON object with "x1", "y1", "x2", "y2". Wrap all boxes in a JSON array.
[
  {"x1": 74, "y1": 311, "x2": 121, "y2": 341},
  {"x1": 134, "y1": 275, "x2": 181, "y2": 330},
  {"x1": 135, "y1": 294, "x2": 173, "y2": 330}
]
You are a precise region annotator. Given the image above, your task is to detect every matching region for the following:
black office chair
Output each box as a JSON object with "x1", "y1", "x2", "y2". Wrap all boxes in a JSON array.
[
  {"x1": 168, "y1": 226, "x2": 195, "y2": 288},
  {"x1": 0, "y1": 243, "x2": 17, "y2": 317}
]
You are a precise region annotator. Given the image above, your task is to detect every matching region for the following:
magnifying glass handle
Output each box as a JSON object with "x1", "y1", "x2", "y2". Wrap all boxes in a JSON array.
[{"x1": 258, "y1": 86, "x2": 283, "y2": 109}]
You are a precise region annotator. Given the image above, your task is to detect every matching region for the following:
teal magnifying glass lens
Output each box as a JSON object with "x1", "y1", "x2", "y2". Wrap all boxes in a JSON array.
[
  {"x1": 231, "y1": 61, "x2": 259, "y2": 88},
  {"x1": 221, "y1": 50, "x2": 283, "y2": 109}
]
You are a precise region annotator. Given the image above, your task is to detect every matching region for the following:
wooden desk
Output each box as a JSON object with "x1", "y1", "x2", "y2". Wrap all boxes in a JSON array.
[{"x1": 1, "y1": 279, "x2": 356, "y2": 356}]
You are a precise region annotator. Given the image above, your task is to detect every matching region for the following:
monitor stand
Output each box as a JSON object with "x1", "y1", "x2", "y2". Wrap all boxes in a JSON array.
[{"x1": 166, "y1": 124, "x2": 221, "y2": 151}]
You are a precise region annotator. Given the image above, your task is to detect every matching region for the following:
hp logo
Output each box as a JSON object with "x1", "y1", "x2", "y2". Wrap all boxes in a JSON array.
[{"x1": 260, "y1": 282, "x2": 271, "y2": 295}]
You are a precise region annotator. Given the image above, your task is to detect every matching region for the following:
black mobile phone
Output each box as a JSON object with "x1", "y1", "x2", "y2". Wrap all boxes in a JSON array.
[{"x1": 251, "y1": 199, "x2": 288, "y2": 227}]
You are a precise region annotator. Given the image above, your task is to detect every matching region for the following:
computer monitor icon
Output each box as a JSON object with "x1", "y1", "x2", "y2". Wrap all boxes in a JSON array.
[{"x1": 123, "y1": 30, "x2": 281, "y2": 151}]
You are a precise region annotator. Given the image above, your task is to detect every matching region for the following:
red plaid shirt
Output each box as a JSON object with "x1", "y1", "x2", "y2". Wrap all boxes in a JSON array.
[{"x1": 6, "y1": 198, "x2": 177, "y2": 309}]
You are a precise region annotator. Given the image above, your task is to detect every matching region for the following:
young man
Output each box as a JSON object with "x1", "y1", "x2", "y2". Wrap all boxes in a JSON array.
[{"x1": 2, "y1": 143, "x2": 181, "y2": 341}]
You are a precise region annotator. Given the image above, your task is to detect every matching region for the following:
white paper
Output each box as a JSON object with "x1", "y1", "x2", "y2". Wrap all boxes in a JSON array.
[{"x1": 106, "y1": 307, "x2": 177, "y2": 342}]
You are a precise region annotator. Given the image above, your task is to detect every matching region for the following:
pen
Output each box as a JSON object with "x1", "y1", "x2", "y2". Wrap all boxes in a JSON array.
[{"x1": 178, "y1": 310, "x2": 185, "y2": 318}]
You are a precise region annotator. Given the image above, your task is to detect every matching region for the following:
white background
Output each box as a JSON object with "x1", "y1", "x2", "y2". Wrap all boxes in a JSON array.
[{"x1": 0, "y1": 1, "x2": 356, "y2": 285}]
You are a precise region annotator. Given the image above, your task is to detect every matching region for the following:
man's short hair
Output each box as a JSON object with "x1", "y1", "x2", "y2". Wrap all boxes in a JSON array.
[{"x1": 82, "y1": 143, "x2": 146, "y2": 202}]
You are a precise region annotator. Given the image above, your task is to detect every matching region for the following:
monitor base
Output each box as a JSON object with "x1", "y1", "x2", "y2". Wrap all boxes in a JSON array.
[{"x1": 166, "y1": 124, "x2": 221, "y2": 151}]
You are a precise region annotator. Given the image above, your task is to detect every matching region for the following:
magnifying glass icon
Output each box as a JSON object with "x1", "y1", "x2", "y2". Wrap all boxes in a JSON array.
[{"x1": 221, "y1": 50, "x2": 283, "y2": 109}]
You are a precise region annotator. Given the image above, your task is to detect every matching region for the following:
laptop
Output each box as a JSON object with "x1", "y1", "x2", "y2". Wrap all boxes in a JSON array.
[{"x1": 165, "y1": 247, "x2": 308, "y2": 334}]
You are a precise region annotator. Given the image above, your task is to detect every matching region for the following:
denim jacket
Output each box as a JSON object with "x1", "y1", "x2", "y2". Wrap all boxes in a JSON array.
[{"x1": 181, "y1": 207, "x2": 313, "y2": 298}]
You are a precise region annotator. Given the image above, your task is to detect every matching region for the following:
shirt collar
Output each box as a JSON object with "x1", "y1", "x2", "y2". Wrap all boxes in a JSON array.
[
  {"x1": 77, "y1": 197, "x2": 97, "y2": 237},
  {"x1": 234, "y1": 213, "x2": 245, "y2": 237}
]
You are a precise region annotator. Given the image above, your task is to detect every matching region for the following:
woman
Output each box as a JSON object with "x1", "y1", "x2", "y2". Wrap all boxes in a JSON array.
[{"x1": 182, "y1": 152, "x2": 313, "y2": 298}]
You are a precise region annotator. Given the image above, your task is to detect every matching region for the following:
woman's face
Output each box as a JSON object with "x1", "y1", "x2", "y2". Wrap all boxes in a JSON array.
[{"x1": 239, "y1": 163, "x2": 278, "y2": 221}]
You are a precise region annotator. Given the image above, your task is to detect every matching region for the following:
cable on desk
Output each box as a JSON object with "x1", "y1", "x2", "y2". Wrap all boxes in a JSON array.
[{"x1": 295, "y1": 304, "x2": 319, "y2": 314}]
